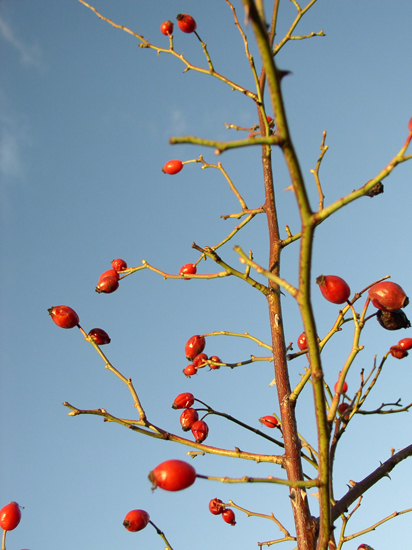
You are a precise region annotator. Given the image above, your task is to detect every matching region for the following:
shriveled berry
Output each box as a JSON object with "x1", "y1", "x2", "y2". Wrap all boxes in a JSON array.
[
  {"x1": 149, "y1": 459, "x2": 196, "y2": 491},
  {"x1": 123, "y1": 509, "x2": 150, "y2": 532},
  {"x1": 222, "y1": 508, "x2": 236, "y2": 526},
  {"x1": 111, "y1": 258, "x2": 127, "y2": 272},
  {"x1": 180, "y1": 408, "x2": 199, "y2": 431},
  {"x1": 176, "y1": 13, "x2": 197, "y2": 34},
  {"x1": 191, "y1": 419, "x2": 209, "y2": 443},
  {"x1": 193, "y1": 353, "x2": 208, "y2": 368},
  {"x1": 48, "y1": 305, "x2": 79, "y2": 329},
  {"x1": 185, "y1": 335, "x2": 206, "y2": 360},
  {"x1": 183, "y1": 364, "x2": 197, "y2": 377},
  {"x1": 96, "y1": 275, "x2": 119, "y2": 294},
  {"x1": 390, "y1": 346, "x2": 408, "y2": 359},
  {"x1": 162, "y1": 160, "x2": 183, "y2": 175},
  {"x1": 368, "y1": 281, "x2": 409, "y2": 311},
  {"x1": 316, "y1": 275, "x2": 351, "y2": 304},
  {"x1": 180, "y1": 263, "x2": 197, "y2": 280},
  {"x1": 160, "y1": 20, "x2": 174, "y2": 35},
  {"x1": 209, "y1": 498, "x2": 225, "y2": 515},
  {"x1": 88, "y1": 328, "x2": 111, "y2": 345},
  {"x1": 172, "y1": 392, "x2": 195, "y2": 410},
  {"x1": 259, "y1": 415, "x2": 278, "y2": 428},
  {"x1": 377, "y1": 309, "x2": 411, "y2": 330}
]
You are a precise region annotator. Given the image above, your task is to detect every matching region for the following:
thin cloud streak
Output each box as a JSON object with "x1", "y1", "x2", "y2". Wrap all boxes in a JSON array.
[{"x1": 0, "y1": 14, "x2": 47, "y2": 71}]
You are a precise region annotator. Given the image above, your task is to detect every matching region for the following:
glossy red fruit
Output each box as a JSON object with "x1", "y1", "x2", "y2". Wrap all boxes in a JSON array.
[
  {"x1": 111, "y1": 258, "x2": 127, "y2": 272},
  {"x1": 209, "y1": 356, "x2": 221, "y2": 369},
  {"x1": 191, "y1": 419, "x2": 209, "y2": 443},
  {"x1": 368, "y1": 281, "x2": 409, "y2": 311},
  {"x1": 209, "y1": 498, "x2": 225, "y2": 515},
  {"x1": 397, "y1": 338, "x2": 412, "y2": 350},
  {"x1": 172, "y1": 392, "x2": 195, "y2": 410},
  {"x1": 222, "y1": 508, "x2": 236, "y2": 526},
  {"x1": 123, "y1": 509, "x2": 150, "y2": 532},
  {"x1": 160, "y1": 20, "x2": 174, "y2": 35},
  {"x1": 334, "y1": 379, "x2": 348, "y2": 394},
  {"x1": 193, "y1": 353, "x2": 208, "y2": 368},
  {"x1": 377, "y1": 309, "x2": 411, "y2": 330},
  {"x1": 48, "y1": 305, "x2": 79, "y2": 329},
  {"x1": 180, "y1": 263, "x2": 197, "y2": 280},
  {"x1": 185, "y1": 335, "x2": 206, "y2": 360},
  {"x1": 180, "y1": 408, "x2": 199, "y2": 431},
  {"x1": 297, "y1": 332, "x2": 307, "y2": 351},
  {"x1": 390, "y1": 346, "x2": 408, "y2": 359},
  {"x1": 88, "y1": 328, "x2": 111, "y2": 345},
  {"x1": 183, "y1": 364, "x2": 197, "y2": 377},
  {"x1": 316, "y1": 275, "x2": 351, "y2": 304},
  {"x1": 162, "y1": 160, "x2": 183, "y2": 175},
  {"x1": 98, "y1": 269, "x2": 120, "y2": 282},
  {"x1": 0, "y1": 502, "x2": 22, "y2": 531},
  {"x1": 176, "y1": 13, "x2": 197, "y2": 33},
  {"x1": 149, "y1": 459, "x2": 196, "y2": 491},
  {"x1": 259, "y1": 415, "x2": 278, "y2": 428},
  {"x1": 96, "y1": 275, "x2": 119, "y2": 294}
]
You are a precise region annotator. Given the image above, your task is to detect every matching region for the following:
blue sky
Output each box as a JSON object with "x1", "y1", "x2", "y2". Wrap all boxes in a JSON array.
[{"x1": 1, "y1": 1, "x2": 412, "y2": 549}]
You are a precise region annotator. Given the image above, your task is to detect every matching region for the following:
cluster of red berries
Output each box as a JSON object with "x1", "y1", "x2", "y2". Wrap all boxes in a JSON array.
[
  {"x1": 160, "y1": 14, "x2": 197, "y2": 37},
  {"x1": 48, "y1": 305, "x2": 111, "y2": 345},
  {"x1": 389, "y1": 337, "x2": 412, "y2": 359},
  {"x1": 209, "y1": 498, "x2": 236, "y2": 526},
  {"x1": 172, "y1": 392, "x2": 209, "y2": 443},
  {"x1": 183, "y1": 334, "x2": 222, "y2": 376},
  {"x1": 96, "y1": 258, "x2": 128, "y2": 294}
]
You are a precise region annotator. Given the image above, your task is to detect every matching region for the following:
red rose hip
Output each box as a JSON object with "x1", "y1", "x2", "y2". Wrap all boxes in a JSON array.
[
  {"x1": 183, "y1": 364, "x2": 197, "y2": 377},
  {"x1": 172, "y1": 392, "x2": 195, "y2": 409},
  {"x1": 259, "y1": 415, "x2": 278, "y2": 428},
  {"x1": 176, "y1": 13, "x2": 197, "y2": 34},
  {"x1": 180, "y1": 263, "x2": 197, "y2": 280},
  {"x1": 368, "y1": 281, "x2": 409, "y2": 311},
  {"x1": 111, "y1": 258, "x2": 127, "y2": 272},
  {"x1": 160, "y1": 20, "x2": 174, "y2": 36},
  {"x1": 149, "y1": 459, "x2": 196, "y2": 491},
  {"x1": 209, "y1": 498, "x2": 225, "y2": 515},
  {"x1": 185, "y1": 335, "x2": 206, "y2": 360},
  {"x1": 48, "y1": 305, "x2": 79, "y2": 329},
  {"x1": 222, "y1": 508, "x2": 236, "y2": 526},
  {"x1": 0, "y1": 502, "x2": 21, "y2": 531},
  {"x1": 297, "y1": 332, "x2": 307, "y2": 351},
  {"x1": 316, "y1": 275, "x2": 351, "y2": 304},
  {"x1": 191, "y1": 419, "x2": 209, "y2": 443},
  {"x1": 88, "y1": 328, "x2": 111, "y2": 345},
  {"x1": 180, "y1": 408, "x2": 199, "y2": 431},
  {"x1": 123, "y1": 509, "x2": 150, "y2": 532},
  {"x1": 162, "y1": 160, "x2": 183, "y2": 175}
]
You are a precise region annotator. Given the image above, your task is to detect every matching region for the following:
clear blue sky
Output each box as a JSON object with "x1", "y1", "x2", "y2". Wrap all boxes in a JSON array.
[{"x1": 1, "y1": 1, "x2": 412, "y2": 549}]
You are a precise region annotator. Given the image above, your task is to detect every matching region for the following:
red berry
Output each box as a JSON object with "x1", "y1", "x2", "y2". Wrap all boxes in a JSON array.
[
  {"x1": 48, "y1": 305, "x2": 79, "y2": 329},
  {"x1": 334, "y1": 379, "x2": 348, "y2": 394},
  {"x1": 0, "y1": 502, "x2": 22, "y2": 531},
  {"x1": 160, "y1": 20, "x2": 174, "y2": 36},
  {"x1": 180, "y1": 408, "x2": 199, "y2": 431},
  {"x1": 162, "y1": 160, "x2": 183, "y2": 175},
  {"x1": 209, "y1": 498, "x2": 225, "y2": 515},
  {"x1": 98, "y1": 269, "x2": 120, "y2": 282},
  {"x1": 338, "y1": 403, "x2": 350, "y2": 418},
  {"x1": 297, "y1": 332, "x2": 307, "y2": 351},
  {"x1": 88, "y1": 328, "x2": 111, "y2": 345},
  {"x1": 357, "y1": 545, "x2": 374, "y2": 550},
  {"x1": 222, "y1": 508, "x2": 236, "y2": 526},
  {"x1": 209, "y1": 356, "x2": 221, "y2": 369},
  {"x1": 149, "y1": 459, "x2": 196, "y2": 491},
  {"x1": 191, "y1": 419, "x2": 209, "y2": 443},
  {"x1": 397, "y1": 338, "x2": 412, "y2": 350},
  {"x1": 96, "y1": 275, "x2": 119, "y2": 294},
  {"x1": 111, "y1": 258, "x2": 127, "y2": 272},
  {"x1": 185, "y1": 335, "x2": 206, "y2": 360},
  {"x1": 180, "y1": 263, "x2": 197, "y2": 280},
  {"x1": 176, "y1": 13, "x2": 197, "y2": 34},
  {"x1": 193, "y1": 353, "x2": 208, "y2": 368},
  {"x1": 316, "y1": 275, "x2": 351, "y2": 304},
  {"x1": 123, "y1": 509, "x2": 150, "y2": 532},
  {"x1": 259, "y1": 415, "x2": 278, "y2": 428},
  {"x1": 172, "y1": 392, "x2": 195, "y2": 410},
  {"x1": 183, "y1": 364, "x2": 197, "y2": 377},
  {"x1": 390, "y1": 346, "x2": 408, "y2": 359},
  {"x1": 368, "y1": 281, "x2": 409, "y2": 311}
]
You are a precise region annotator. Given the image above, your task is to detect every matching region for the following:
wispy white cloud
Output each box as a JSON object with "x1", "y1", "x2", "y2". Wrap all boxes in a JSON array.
[
  {"x1": 0, "y1": 92, "x2": 29, "y2": 182},
  {"x1": 0, "y1": 14, "x2": 47, "y2": 71}
]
